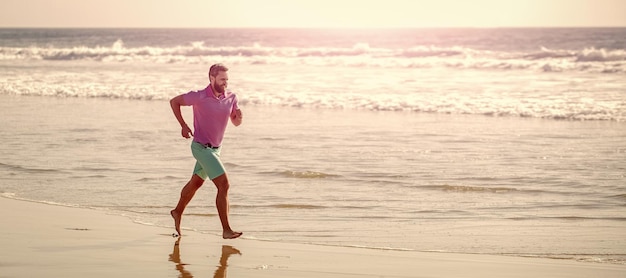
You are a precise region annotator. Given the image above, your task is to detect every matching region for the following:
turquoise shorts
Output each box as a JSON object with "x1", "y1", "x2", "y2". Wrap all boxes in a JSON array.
[{"x1": 190, "y1": 141, "x2": 225, "y2": 180}]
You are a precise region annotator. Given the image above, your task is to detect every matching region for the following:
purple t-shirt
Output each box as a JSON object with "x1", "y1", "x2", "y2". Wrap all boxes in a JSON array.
[{"x1": 182, "y1": 85, "x2": 239, "y2": 147}]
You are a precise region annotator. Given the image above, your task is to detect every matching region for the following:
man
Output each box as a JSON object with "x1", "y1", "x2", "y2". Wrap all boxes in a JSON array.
[{"x1": 169, "y1": 63, "x2": 243, "y2": 239}]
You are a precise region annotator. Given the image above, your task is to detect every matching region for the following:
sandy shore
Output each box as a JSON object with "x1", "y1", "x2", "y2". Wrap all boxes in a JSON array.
[{"x1": 1, "y1": 197, "x2": 624, "y2": 277}]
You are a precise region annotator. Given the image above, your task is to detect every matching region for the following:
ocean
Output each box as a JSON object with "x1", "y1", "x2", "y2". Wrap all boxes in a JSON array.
[{"x1": 1, "y1": 28, "x2": 625, "y2": 264}]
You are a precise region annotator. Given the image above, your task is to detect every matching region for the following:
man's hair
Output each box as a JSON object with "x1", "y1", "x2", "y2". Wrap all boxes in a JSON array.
[{"x1": 209, "y1": 63, "x2": 229, "y2": 77}]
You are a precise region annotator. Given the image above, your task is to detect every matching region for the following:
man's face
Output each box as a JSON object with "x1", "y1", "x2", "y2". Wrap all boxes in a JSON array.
[{"x1": 211, "y1": 71, "x2": 229, "y2": 94}]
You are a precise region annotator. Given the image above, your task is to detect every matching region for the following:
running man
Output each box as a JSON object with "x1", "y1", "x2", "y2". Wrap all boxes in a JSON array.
[{"x1": 169, "y1": 63, "x2": 243, "y2": 239}]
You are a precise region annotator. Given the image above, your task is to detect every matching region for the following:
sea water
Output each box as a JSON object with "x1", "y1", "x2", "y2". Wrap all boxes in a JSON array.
[{"x1": 1, "y1": 28, "x2": 625, "y2": 263}]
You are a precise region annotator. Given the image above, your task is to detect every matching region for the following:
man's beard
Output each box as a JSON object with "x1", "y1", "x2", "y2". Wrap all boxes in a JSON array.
[{"x1": 214, "y1": 84, "x2": 226, "y2": 94}]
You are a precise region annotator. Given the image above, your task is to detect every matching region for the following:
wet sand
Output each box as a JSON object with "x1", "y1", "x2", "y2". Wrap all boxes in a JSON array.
[{"x1": 1, "y1": 197, "x2": 624, "y2": 278}]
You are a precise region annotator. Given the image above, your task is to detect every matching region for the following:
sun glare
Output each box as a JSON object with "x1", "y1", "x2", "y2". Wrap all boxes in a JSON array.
[
  {"x1": 225, "y1": 0, "x2": 625, "y2": 28},
  {"x1": 227, "y1": 0, "x2": 536, "y2": 28},
  {"x1": 1, "y1": 0, "x2": 625, "y2": 28}
]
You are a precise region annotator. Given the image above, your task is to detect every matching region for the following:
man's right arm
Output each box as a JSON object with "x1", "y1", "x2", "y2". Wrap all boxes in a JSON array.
[{"x1": 170, "y1": 95, "x2": 193, "y2": 138}]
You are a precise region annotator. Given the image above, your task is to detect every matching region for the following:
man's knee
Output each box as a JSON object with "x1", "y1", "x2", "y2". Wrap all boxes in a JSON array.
[
  {"x1": 190, "y1": 174, "x2": 205, "y2": 188},
  {"x1": 212, "y1": 174, "x2": 230, "y2": 192}
]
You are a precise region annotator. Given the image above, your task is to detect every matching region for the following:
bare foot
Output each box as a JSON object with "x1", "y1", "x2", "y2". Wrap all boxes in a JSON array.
[
  {"x1": 170, "y1": 210, "x2": 182, "y2": 236},
  {"x1": 223, "y1": 230, "x2": 243, "y2": 239}
]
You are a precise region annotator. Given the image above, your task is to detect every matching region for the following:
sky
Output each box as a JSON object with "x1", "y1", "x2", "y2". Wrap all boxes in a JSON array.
[{"x1": 0, "y1": 0, "x2": 625, "y2": 28}]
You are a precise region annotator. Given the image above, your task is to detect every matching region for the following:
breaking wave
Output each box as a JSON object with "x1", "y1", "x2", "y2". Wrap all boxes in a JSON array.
[{"x1": 1, "y1": 40, "x2": 624, "y2": 73}]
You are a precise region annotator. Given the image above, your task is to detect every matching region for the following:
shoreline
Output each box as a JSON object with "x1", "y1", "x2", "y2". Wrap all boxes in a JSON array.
[
  {"x1": 1, "y1": 94, "x2": 625, "y2": 268},
  {"x1": 2, "y1": 196, "x2": 625, "y2": 278}
]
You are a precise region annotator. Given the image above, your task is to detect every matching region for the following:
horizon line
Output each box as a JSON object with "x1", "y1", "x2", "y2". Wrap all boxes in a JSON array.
[{"x1": 1, "y1": 25, "x2": 626, "y2": 29}]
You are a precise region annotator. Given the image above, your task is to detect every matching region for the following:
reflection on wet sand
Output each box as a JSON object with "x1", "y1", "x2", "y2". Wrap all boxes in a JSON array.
[
  {"x1": 168, "y1": 238, "x2": 242, "y2": 278},
  {"x1": 214, "y1": 245, "x2": 243, "y2": 278},
  {"x1": 168, "y1": 238, "x2": 193, "y2": 278}
]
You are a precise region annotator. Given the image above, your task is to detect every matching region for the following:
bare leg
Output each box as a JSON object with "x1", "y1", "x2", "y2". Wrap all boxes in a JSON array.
[
  {"x1": 212, "y1": 174, "x2": 242, "y2": 239},
  {"x1": 171, "y1": 174, "x2": 204, "y2": 236}
]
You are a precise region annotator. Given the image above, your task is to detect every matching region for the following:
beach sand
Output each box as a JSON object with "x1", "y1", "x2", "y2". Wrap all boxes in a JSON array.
[{"x1": 1, "y1": 197, "x2": 624, "y2": 278}]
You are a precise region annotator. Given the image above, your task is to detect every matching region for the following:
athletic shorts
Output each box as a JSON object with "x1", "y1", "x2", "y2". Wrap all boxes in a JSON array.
[{"x1": 190, "y1": 141, "x2": 225, "y2": 180}]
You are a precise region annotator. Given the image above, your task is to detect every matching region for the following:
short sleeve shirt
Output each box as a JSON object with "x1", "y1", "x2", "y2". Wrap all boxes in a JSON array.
[{"x1": 182, "y1": 85, "x2": 239, "y2": 147}]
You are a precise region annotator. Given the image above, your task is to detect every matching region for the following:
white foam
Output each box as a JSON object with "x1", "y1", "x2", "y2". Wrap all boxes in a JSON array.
[{"x1": 1, "y1": 41, "x2": 624, "y2": 74}]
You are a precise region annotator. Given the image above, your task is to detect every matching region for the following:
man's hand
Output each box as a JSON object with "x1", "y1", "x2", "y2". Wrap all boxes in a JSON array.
[
  {"x1": 181, "y1": 125, "x2": 193, "y2": 138},
  {"x1": 231, "y1": 109, "x2": 242, "y2": 126}
]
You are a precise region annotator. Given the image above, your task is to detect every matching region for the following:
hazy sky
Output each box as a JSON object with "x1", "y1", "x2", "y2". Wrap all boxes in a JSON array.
[{"x1": 1, "y1": 0, "x2": 625, "y2": 28}]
